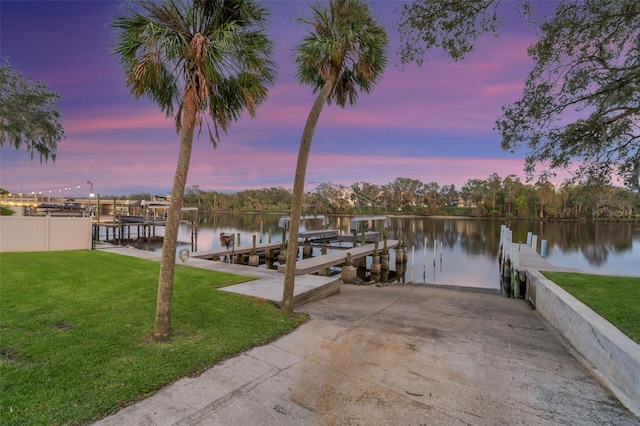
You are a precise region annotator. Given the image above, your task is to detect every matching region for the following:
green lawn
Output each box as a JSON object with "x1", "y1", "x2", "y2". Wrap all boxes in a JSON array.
[
  {"x1": 0, "y1": 250, "x2": 306, "y2": 426},
  {"x1": 542, "y1": 271, "x2": 640, "y2": 344}
]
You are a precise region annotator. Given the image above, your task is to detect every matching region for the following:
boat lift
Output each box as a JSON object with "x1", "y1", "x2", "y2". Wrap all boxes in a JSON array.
[{"x1": 278, "y1": 214, "x2": 328, "y2": 229}]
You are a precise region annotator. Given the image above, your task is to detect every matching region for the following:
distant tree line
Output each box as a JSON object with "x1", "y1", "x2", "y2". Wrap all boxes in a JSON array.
[{"x1": 121, "y1": 174, "x2": 639, "y2": 220}]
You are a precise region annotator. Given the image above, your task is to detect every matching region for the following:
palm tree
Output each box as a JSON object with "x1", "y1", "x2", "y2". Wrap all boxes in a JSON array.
[
  {"x1": 281, "y1": 0, "x2": 388, "y2": 314},
  {"x1": 112, "y1": 0, "x2": 276, "y2": 340}
]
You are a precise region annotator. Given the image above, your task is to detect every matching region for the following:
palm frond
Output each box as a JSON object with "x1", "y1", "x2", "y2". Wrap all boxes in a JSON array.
[
  {"x1": 294, "y1": 0, "x2": 388, "y2": 108},
  {"x1": 112, "y1": 0, "x2": 276, "y2": 134}
]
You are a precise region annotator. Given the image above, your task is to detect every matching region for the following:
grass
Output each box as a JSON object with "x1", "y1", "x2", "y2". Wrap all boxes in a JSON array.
[
  {"x1": 0, "y1": 250, "x2": 307, "y2": 425},
  {"x1": 441, "y1": 206, "x2": 473, "y2": 216},
  {"x1": 542, "y1": 271, "x2": 640, "y2": 344}
]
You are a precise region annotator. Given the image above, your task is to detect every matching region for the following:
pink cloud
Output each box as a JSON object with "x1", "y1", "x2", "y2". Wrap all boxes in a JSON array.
[{"x1": 63, "y1": 111, "x2": 174, "y2": 134}]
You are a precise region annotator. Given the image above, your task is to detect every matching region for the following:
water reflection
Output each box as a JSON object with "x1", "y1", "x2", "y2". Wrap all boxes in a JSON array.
[
  {"x1": 505, "y1": 220, "x2": 639, "y2": 275},
  {"x1": 171, "y1": 213, "x2": 639, "y2": 288}
]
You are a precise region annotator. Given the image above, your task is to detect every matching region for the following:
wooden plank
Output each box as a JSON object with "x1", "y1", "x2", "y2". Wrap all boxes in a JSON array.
[
  {"x1": 278, "y1": 240, "x2": 399, "y2": 275},
  {"x1": 513, "y1": 243, "x2": 582, "y2": 273},
  {"x1": 192, "y1": 242, "x2": 282, "y2": 260},
  {"x1": 298, "y1": 229, "x2": 339, "y2": 240},
  {"x1": 336, "y1": 232, "x2": 380, "y2": 243}
]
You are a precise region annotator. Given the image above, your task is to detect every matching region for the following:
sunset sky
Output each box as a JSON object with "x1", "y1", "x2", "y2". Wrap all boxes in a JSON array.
[{"x1": 1, "y1": 1, "x2": 550, "y2": 197}]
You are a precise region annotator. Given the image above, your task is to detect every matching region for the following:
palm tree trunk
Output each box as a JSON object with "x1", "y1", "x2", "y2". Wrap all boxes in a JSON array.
[
  {"x1": 154, "y1": 86, "x2": 198, "y2": 341},
  {"x1": 281, "y1": 78, "x2": 335, "y2": 315}
]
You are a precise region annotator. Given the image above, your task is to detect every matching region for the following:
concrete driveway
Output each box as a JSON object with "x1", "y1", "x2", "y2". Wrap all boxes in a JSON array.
[{"x1": 95, "y1": 284, "x2": 638, "y2": 425}]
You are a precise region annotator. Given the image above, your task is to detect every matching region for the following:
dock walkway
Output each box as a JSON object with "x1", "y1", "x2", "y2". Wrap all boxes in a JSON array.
[
  {"x1": 192, "y1": 242, "x2": 282, "y2": 260},
  {"x1": 513, "y1": 243, "x2": 582, "y2": 274},
  {"x1": 298, "y1": 229, "x2": 339, "y2": 241},
  {"x1": 278, "y1": 240, "x2": 399, "y2": 275},
  {"x1": 104, "y1": 246, "x2": 340, "y2": 307}
]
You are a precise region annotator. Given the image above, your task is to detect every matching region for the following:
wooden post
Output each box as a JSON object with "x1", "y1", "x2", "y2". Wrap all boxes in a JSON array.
[
  {"x1": 396, "y1": 260, "x2": 406, "y2": 284},
  {"x1": 380, "y1": 253, "x2": 389, "y2": 271},
  {"x1": 193, "y1": 223, "x2": 197, "y2": 252},
  {"x1": 381, "y1": 267, "x2": 389, "y2": 283},
  {"x1": 357, "y1": 256, "x2": 366, "y2": 280},
  {"x1": 249, "y1": 235, "x2": 259, "y2": 266},
  {"x1": 248, "y1": 254, "x2": 259, "y2": 267},
  {"x1": 396, "y1": 245, "x2": 404, "y2": 264},
  {"x1": 512, "y1": 243, "x2": 520, "y2": 298},
  {"x1": 277, "y1": 246, "x2": 287, "y2": 264},
  {"x1": 371, "y1": 255, "x2": 381, "y2": 274},
  {"x1": 320, "y1": 246, "x2": 330, "y2": 276},
  {"x1": 191, "y1": 222, "x2": 195, "y2": 252},
  {"x1": 341, "y1": 253, "x2": 357, "y2": 283}
]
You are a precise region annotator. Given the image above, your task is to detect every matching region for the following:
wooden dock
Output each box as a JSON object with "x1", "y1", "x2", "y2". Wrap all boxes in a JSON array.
[
  {"x1": 513, "y1": 243, "x2": 582, "y2": 275},
  {"x1": 192, "y1": 242, "x2": 282, "y2": 260},
  {"x1": 92, "y1": 220, "x2": 166, "y2": 243},
  {"x1": 278, "y1": 240, "x2": 399, "y2": 275},
  {"x1": 298, "y1": 229, "x2": 339, "y2": 241},
  {"x1": 336, "y1": 231, "x2": 381, "y2": 244},
  {"x1": 499, "y1": 224, "x2": 583, "y2": 299}
]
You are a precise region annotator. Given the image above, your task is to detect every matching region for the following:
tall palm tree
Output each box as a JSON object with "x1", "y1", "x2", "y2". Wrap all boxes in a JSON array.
[
  {"x1": 281, "y1": 0, "x2": 388, "y2": 314},
  {"x1": 112, "y1": 0, "x2": 276, "y2": 340}
]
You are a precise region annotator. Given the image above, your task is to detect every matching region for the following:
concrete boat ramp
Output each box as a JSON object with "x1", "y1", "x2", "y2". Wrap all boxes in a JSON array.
[
  {"x1": 94, "y1": 283, "x2": 638, "y2": 425},
  {"x1": 97, "y1": 246, "x2": 639, "y2": 424}
]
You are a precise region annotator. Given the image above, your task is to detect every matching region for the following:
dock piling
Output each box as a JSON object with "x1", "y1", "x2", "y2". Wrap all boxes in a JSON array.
[
  {"x1": 248, "y1": 235, "x2": 259, "y2": 266},
  {"x1": 423, "y1": 237, "x2": 427, "y2": 280},
  {"x1": 433, "y1": 239, "x2": 436, "y2": 265}
]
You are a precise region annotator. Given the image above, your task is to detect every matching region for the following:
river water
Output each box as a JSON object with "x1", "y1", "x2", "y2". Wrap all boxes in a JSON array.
[{"x1": 169, "y1": 213, "x2": 639, "y2": 289}]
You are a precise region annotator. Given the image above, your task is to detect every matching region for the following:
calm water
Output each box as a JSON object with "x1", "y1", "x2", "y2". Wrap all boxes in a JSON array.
[{"x1": 169, "y1": 213, "x2": 639, "y2": 289}]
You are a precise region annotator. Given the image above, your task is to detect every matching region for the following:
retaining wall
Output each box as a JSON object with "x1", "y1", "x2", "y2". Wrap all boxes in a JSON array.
[
  {"x1": 0, "y1": 216, "x2": 92, "y2": 252},
  {"x1": 526, "y1": 270, "x2": 640, "y2": 417}
]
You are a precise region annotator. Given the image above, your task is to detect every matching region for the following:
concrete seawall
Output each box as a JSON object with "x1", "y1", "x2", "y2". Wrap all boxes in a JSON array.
[{"x1": 526, "y1": 270, "x2": 640, "y2": 417}]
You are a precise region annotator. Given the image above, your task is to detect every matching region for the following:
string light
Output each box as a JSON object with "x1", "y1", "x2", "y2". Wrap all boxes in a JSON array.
[
  {"x1": 0, "y1": 183, "x2": 91, "y2": 208},
  {"x1": 25, "y1": 183, "x2": 85, "y2": 195}
]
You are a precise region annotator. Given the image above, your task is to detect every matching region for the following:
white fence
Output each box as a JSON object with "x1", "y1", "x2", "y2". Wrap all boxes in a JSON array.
[{"x1": 0, "y1": 216, "x2": 92, "y2": 252}]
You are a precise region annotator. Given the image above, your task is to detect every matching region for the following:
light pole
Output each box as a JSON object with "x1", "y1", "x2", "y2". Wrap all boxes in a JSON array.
[{"x1": 88, "y1": 181, "x2": 99, "y2": 222}]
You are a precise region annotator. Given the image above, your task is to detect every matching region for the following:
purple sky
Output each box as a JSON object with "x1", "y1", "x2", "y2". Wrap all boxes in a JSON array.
[{"x1": 1, "y1": 1, "x2": 552, "y2": 197}]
